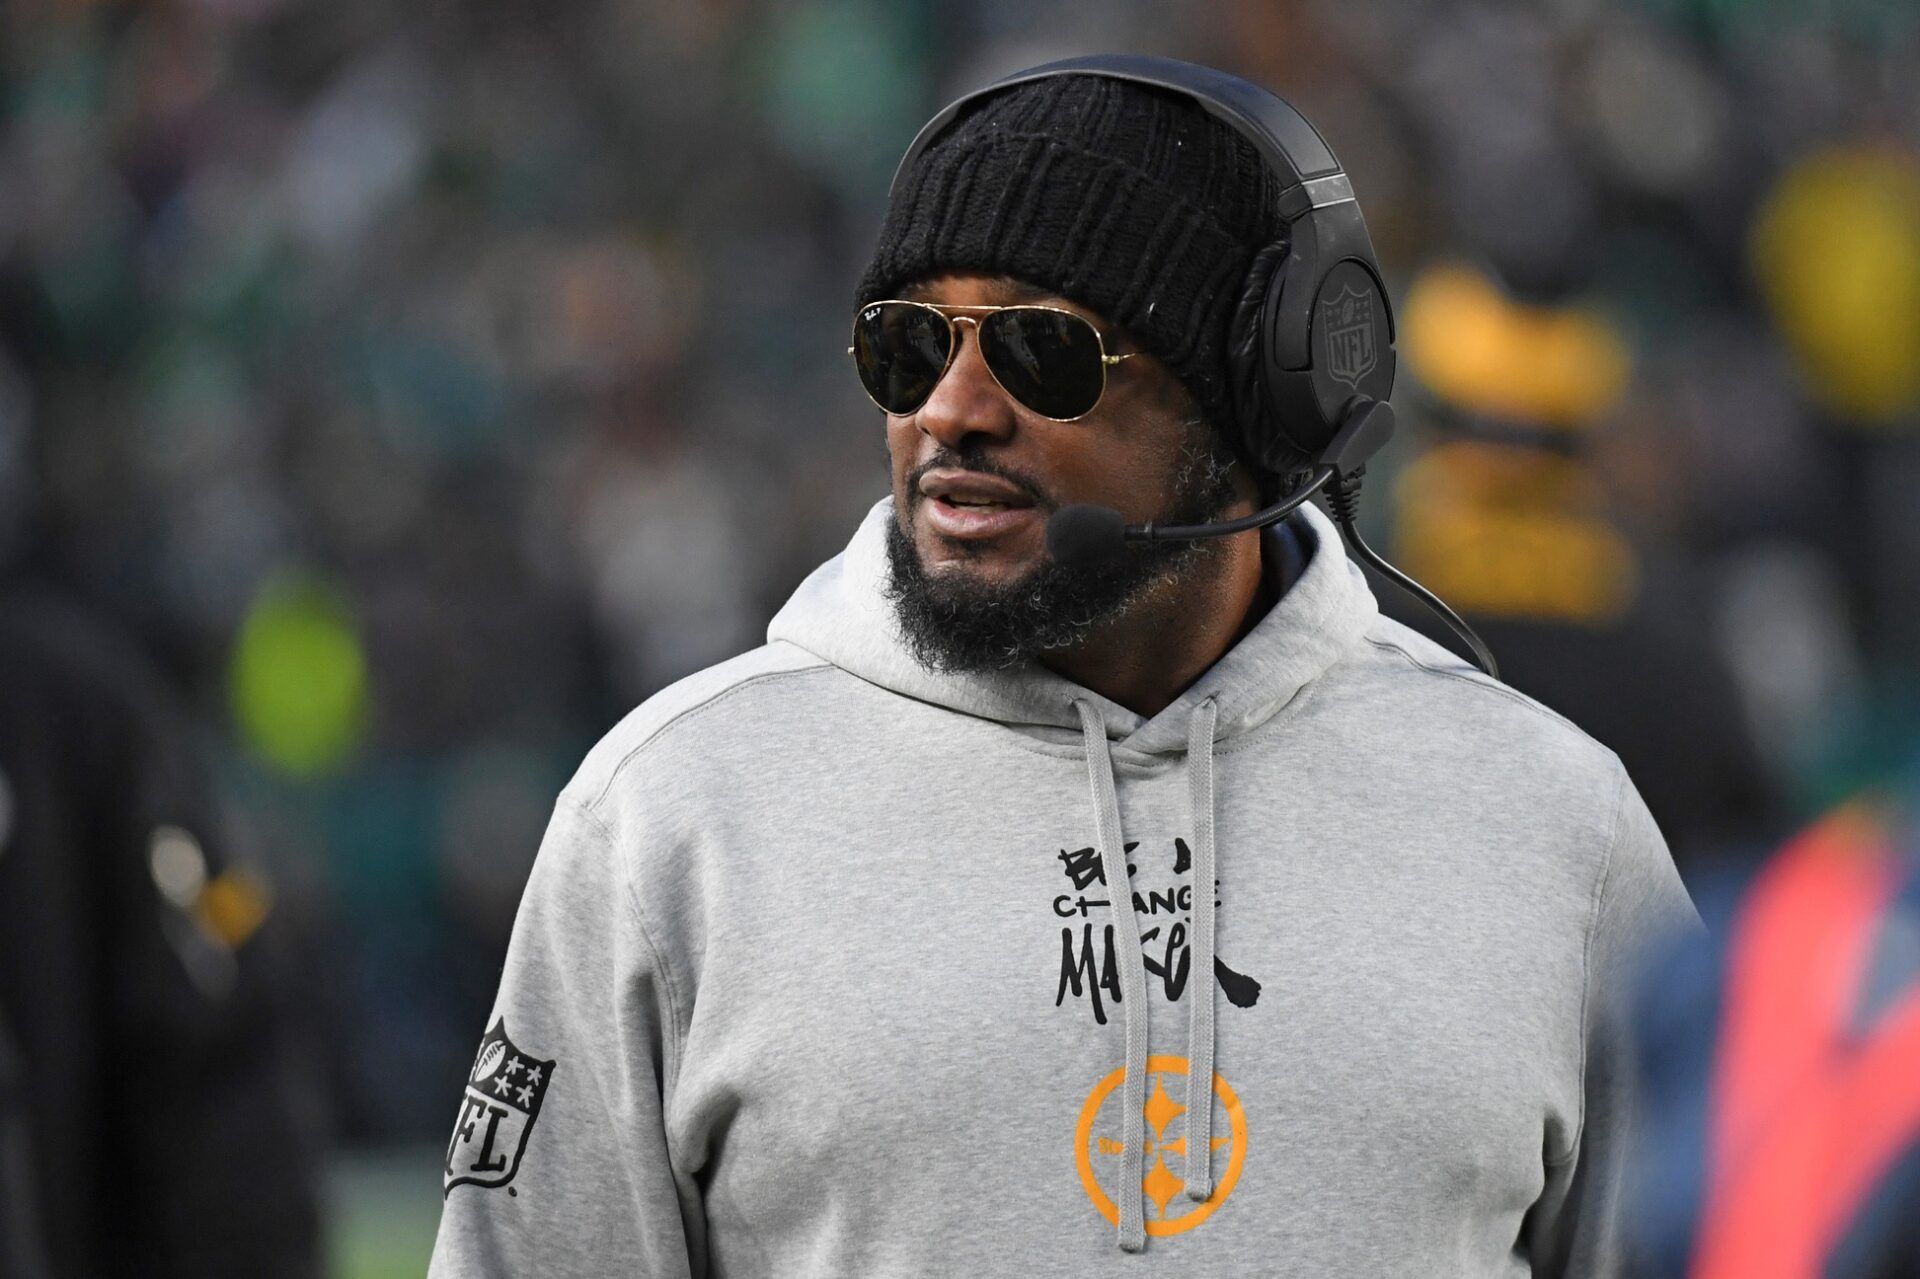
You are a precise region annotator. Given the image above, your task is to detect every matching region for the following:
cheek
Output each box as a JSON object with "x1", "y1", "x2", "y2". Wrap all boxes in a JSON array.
[
  {"x1": 885, "y1": 417, "x2": 927, "y2": 521},
  {"x1": 1046, "y1": 427, "x2": 1174, "y2": 513},
  {"x1": 884, "y1": 417, "x2": 915, "y2": 482}
]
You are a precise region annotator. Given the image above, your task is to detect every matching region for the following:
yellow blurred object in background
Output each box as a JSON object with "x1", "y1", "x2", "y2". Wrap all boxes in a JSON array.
[
  {"x1": 1392, "y1": 442, "x2": 1639, "y2": 626},
  {"x1": 1401, "y1": 262, "x2": 1633, "y2": 430},
  {"x1": 196, "y1": 866, "x2": 274, "y2": 951},
  {"x1": 1751, "y1": 145, "x2": 1920, "y2": 426}
]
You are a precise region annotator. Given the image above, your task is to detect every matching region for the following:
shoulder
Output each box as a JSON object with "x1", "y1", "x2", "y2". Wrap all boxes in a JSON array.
[
  {"x1": 1310, "y1": 614, "x2": 1640, "y2": 864},
  {"x1": 1337, "y1": 617, "x2": 1699, "y2": 954},
  {"x1": 541, "y1": 642, "x2": 842, "y2": 963},
  {"x1": 558, "y1": 640, "x2": 839, "y2": 820},
  {"x1": 1348, "y1": 613, "x2": 1622, "y2": 775},
  {"x1": 1350, "y1": 613, "x2": 1588, "y2": 739}
]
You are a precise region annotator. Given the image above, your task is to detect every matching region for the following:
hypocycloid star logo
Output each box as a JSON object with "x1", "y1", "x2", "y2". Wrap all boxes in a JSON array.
[{"x1": 1074, "y1": 1054, "x2": 1247, "y2": 1236}]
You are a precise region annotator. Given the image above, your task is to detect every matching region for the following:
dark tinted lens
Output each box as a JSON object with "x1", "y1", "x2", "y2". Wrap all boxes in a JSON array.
[
  {"x1": 851, "y1": 302, "x2": 952, "y2": 414},
  {"x1": 980, "y1": 308, "x2": 1107, "y2": 419}
]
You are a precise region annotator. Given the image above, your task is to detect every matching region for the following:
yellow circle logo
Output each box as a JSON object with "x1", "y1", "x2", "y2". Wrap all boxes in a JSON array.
[{"x1": 1074, "y1": 1054, "x2": 1247, "y2": 1236}]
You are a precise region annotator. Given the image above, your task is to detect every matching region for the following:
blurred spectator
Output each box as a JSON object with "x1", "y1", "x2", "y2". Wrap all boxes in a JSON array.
[
  {"x1": 1630, "y1": 789, "x2": 1920, "y2": 1278},
  {"x1": 0, "y1": 588, "x2": 325, "y2": 1278}
]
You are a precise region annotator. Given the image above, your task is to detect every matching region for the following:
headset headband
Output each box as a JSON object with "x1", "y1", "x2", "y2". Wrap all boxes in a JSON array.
[{"x1": 887, "y1": 54, "x2": 1356, "y2": 222}]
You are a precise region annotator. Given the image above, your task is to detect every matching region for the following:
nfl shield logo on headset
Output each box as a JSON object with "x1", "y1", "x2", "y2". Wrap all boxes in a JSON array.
[
  {"x1": 1322, "y1": 284, "x2": 1377, "y2": 387},
  {"x1": 445, "y1": 1019, "x2": 556, "y2": 1195}
]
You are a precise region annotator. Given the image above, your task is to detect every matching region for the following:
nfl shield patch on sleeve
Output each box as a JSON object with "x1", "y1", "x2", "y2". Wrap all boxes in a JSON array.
[{"x1": 445, "y1": 1019, "x2": 556, "y2": 1196}]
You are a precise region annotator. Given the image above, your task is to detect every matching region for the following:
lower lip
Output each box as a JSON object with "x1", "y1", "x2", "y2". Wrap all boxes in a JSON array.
[{"x1": 922, "y1": 496, "x2": 1039, "y2": 540}]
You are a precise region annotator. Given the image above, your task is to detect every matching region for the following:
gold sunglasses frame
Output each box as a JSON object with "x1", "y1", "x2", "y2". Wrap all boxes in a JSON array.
[{"x1": 847, "y1": 299, "x2": 1138, "y2": 423}]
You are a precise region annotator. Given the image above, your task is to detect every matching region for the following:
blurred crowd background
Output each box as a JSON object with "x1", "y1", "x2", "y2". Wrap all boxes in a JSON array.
[{"x1": 3, "y1": 0, "x2": 1918, "y2": 1273}]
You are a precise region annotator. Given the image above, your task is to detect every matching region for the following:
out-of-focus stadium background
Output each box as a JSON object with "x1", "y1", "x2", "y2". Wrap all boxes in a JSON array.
[{"x1": 2, "y1": 0, "x2": 1917, "y2": 1273}]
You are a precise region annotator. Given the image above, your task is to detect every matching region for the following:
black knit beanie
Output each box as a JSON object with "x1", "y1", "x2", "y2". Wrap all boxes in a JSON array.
[{"x1": 857, "y1": 74, "x2": 1291, "y2": 480}]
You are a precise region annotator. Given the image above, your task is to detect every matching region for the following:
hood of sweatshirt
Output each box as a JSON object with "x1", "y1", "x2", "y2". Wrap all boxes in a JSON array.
[
  {"x1": 768, "y1": 495, "x2": 1379, "y2": 758},
  {"x1": 769, "y1": 493, "x2": 1380, "y2": 1251}
]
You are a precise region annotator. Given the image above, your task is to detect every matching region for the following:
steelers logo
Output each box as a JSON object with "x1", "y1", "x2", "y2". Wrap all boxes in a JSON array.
[{"x1": 1074, "y1": 1054, "x2": 1247, "y2": 1236}]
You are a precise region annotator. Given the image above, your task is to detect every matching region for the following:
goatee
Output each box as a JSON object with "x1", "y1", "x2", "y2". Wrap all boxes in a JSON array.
[{"x1": 881, "y1": 436, "x2": 1242, "y2": 674}]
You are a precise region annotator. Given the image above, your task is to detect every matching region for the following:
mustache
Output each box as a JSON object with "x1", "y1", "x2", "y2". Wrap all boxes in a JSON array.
[{"x1": 906, "y1": 449, "x2": 1056, "y2": 511}]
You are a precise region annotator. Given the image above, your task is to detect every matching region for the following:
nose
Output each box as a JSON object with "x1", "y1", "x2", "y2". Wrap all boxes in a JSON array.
[{"x1": 912, "y1": 316, "x2": 1017, "y2": 449}]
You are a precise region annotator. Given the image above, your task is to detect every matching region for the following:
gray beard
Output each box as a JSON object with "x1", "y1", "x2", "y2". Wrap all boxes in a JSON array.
[{"x1": 881, "y1": 436, "x2": 1243, "y2": 674}]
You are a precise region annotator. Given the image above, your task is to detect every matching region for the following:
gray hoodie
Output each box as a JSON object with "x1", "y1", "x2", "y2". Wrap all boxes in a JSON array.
[{"x1": 429, "y1": 495, "x2": 1700, "y2": 1277}]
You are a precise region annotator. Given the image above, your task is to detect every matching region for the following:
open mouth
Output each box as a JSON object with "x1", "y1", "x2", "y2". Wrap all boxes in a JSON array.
[
  {"x1": 937, "y1": 496, "x2": 1019, "y2": 511},
  {"x1": 913, "y1": 468, "x2": 1044, "y2": 542},
  {"x1": 920, "y1": 492, "x2": 1038, "y2": 541}
]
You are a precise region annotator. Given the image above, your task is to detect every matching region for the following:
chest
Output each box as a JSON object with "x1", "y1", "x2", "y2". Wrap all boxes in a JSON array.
[{"x1": 658, "y1": 770, "x2": 1593, "y2": 1257}]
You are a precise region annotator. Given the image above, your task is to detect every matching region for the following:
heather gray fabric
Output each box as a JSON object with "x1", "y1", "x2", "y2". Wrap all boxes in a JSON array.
[{"x1": 430, "y1": 495, "x2": 1701, "y2": 1277}]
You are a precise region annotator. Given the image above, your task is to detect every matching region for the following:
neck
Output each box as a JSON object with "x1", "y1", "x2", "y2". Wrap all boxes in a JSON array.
[{"x1": 1039, "y1": 525, "x2": 1275, "y2": 718}]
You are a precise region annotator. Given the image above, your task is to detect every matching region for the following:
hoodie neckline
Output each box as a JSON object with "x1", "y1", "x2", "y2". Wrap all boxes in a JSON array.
[{"x1": 766, "y1": 495, "x2": 1379, "y2": 757}]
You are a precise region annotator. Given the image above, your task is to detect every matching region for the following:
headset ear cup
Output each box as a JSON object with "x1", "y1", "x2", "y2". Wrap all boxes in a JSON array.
[{"x1": 1228, "y1": 240, "x2": 1290, "y2": 474}]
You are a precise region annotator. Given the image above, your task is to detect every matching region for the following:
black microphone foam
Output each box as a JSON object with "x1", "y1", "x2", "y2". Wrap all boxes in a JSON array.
[{"x1": 1047, "y1": 504, "x2": 1130, "y2": 566}]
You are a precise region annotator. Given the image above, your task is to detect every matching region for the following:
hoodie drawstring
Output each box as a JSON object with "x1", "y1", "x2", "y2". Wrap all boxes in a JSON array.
[
  {"x1": 1072, "y1": 694, "x2": 1220, "y2": 1254},
  {"x1": 1073, "y1": 699, "x2": 1151, "y2": 1254},
  {"x1": 1183, "y1": 696, "x2": 1219, "y2": 1203}
]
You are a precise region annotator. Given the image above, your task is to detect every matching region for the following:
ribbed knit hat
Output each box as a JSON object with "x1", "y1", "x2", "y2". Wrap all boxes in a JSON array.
[{"x1": 857, "y1": 74, "x2": 1289, "y2": 472}]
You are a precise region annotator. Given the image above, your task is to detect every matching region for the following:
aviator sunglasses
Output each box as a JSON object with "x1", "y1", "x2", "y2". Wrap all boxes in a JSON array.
[{"x1": 848, "y1": 299, "x2": 1139, "y2": 422}]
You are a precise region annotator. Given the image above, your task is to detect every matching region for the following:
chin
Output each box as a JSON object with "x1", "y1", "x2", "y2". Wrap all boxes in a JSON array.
[
  {"x1": 912, "y1": 513, "x2": 1039, "y2": 573},
  {"x1": 916, "y1": 542, "x2": 1014, "y2": 590}
]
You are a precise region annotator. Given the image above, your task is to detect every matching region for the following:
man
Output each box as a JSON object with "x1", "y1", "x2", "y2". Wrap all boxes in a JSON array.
[{"x1": 431, "y1": 65, "x2": 1699, "y2": 1275}]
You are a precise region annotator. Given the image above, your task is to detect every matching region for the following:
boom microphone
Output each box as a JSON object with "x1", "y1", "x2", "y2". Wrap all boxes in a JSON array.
[
  {"x1": 1043, "y1": 399, "x2": 1501, "y2": 679},
  {"x1": 1044, "y1": 395, "x2": 1395, "y2": 567},
  {"x1": 1046, "y1": 466, "x2": 1334, "y2": 567}
]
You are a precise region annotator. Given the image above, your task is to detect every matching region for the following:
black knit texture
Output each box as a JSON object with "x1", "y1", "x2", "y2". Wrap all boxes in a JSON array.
[{"x1": 857, "y1": 75, "x2": 1286, "y2": 454}]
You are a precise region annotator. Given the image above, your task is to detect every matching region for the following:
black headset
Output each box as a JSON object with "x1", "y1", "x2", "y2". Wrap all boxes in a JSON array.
[
  {"x1": 890, "y1": 53, "x2": 1397, "y2": 482},
  {"x1": 892, "y1": 54, "x2": 1497, "y2": 679}
]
